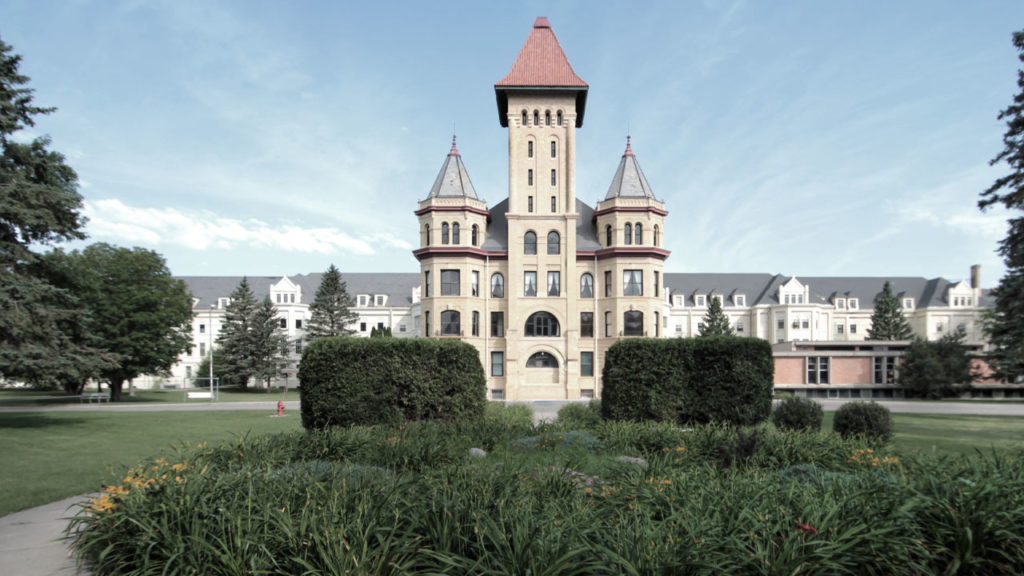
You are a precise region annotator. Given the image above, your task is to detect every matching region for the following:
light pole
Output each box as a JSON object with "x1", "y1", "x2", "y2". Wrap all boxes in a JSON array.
[{"x1": 209, "y1": 304, "x2": 215, "y2": 400}]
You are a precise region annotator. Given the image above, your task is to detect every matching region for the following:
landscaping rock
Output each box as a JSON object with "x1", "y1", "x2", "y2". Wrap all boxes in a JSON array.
[
  {"x1": 468, "y1": 447, "x2": 487, "y2": 458},
  {"x1": 616, "y1": 456, "x2": 648, "y2": 468}
]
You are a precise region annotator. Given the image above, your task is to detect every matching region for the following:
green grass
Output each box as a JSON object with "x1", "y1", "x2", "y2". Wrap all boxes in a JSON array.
[
  {"x1": 821, "y1": 412, "x2": 1024, "y2": 457},
  {"x1": 0, "y1": 411, "x2": 302, "y2": 517},
  {"x1": 0, "y1": 387, "x2": 301, "y2": 406}
]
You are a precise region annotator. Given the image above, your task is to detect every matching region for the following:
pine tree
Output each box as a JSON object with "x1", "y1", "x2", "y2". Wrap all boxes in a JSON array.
[
  {"x1": 866, "y1": 281, "x2": 913, "y2": 341},
  {"x1": 249, "y1": 297, "x2": 289, "y2": 389},
  {"x1": 699, "y1": 297, "x2": 733, "y2": 337},
  {"x1": 979, "y1": 30, "x2": 1024, "y2": 380},
  {"x1": 215, "y1": 278, "x2": 260, "y2": 389},
  {"x1": 0, "y1": 37, "x2": 96, "y2": 386},
  {"x1": 306, "y1": 264, "x2": 358, "y2": 340}
]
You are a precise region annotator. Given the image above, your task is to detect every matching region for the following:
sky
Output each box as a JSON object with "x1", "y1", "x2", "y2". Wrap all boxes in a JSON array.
[{"x1": 2, "y1": 0, "x2": 1023, "y2": 287}]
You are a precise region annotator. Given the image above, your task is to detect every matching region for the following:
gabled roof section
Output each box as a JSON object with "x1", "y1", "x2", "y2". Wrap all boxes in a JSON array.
[
  {"x1": 425, "y1": 136, "x2": 478, "y2": 200},
  {"x1": 604, "y1": 137, "x2": 657, "y2": 200},
  {"x1": 495, "y1": 17, "x2": 588, "y2": 127}
]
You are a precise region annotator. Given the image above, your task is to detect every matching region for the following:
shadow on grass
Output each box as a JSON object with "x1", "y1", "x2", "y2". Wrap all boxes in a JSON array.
[{"x1": 0, "y1": 413, "x2": 87, "y2": 429}]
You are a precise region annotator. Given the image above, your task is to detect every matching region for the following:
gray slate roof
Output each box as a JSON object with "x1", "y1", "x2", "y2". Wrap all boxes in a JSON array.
[
  {"x1": 604, "y1": 138, "x2": 656, "y2": 200},
  {"x1": 480, "y1": 198, "x2": 601, "y2": 252},
  {"x1": 425, "y1": 137, "x2": 478, "y2": 200},
  {"x1": 178, "y1": 273, "x2": 421, "y2": 309}
]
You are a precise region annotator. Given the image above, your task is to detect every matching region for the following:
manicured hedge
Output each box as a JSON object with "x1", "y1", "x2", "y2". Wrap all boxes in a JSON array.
[
  {"x1": 601, "y1": 336, "x2": 773, "y2": 426},
  {"x1": 299, "y1": 338, "x2": 486, "y2": 429}
]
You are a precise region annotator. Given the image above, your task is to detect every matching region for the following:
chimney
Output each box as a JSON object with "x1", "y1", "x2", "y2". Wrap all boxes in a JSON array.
[{"x1": 970, "y1": 264, "x2": 981, "y2": 289}]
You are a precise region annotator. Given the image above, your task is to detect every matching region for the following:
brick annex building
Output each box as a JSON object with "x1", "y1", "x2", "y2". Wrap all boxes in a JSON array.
[{"x1": 164, "y1": 18, "x2": 1017, "y2": 400}]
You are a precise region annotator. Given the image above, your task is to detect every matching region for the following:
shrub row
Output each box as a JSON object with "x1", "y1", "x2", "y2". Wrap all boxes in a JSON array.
[
  {"x1": 298, "y1": 337, "x2": 486, "y2": 429},
  {"x1": 601, "y1": 336, "x2": 774, "y2": 426}
]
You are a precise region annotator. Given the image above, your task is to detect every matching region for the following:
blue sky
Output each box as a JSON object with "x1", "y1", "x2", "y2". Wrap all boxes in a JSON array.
[{"x1": 3, "y1": 1, "x2": 1022, "y2": 286}]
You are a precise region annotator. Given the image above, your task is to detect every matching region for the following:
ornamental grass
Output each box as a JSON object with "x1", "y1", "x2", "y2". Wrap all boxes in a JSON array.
[{"x1": 68, "y1": 410, "x2": 1024, "y2": 575}]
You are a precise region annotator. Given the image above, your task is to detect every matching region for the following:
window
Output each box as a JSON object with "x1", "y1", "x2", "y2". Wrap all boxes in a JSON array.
[
  {"x1": 525, "y1": 311, "x2": 560, "y2": 337},
  {"x1": 424, "y1": 271, "x2": 431, "y2": 298},
  {"x1": 874, "y1": 356, "x2": 898, "y2": 384},
  {"x1": 581, "y1": 352, "x2": 594, "y2": 377},
  {"x1": 547, "y1": 271, "x2": 561, "y2": 296},
  {"x1": 441, "y1": 222, "x2": 449, "y2": 245},
  {"x1": 472, "y1": 225, "x2": 479, "y2": 246},
  {"x1": 849, "y1": 298, "x2": 859, "y2": 310},
  {"x1": 581, "y1": 312, "x2": 593, "y2": 337},
  {"x1": 580, "y1": 273, "x2": 594, "y2": 298},
  {"x1": 634, "y1": 223, "x2": 642, "y2": 244},
  {"x1": 399, "y1": 324, "x2": 406, "y2": 332},
  {"x1": 533, "y1": 110, "x2": 539, "y2": 125},
  {"x1": 452, "y1": 223, "x2": 460, "y2": 244},
  {"x1": 654, "y1": 271, "x2": 659, "y2": 297},
  {"x1": 441, "y1": 269, "x2": 460, "y2": 296},
  {"x1": 218, "y1": 297, "x2": 230, "y2": 308},
  {"x1": 624, "y1": 270, "x2": 643, "y2": 296},
  {"x1": 528, "y1": 141, "x2": 533, "y2": 157},
  {"x1": 280, "y1": 318, "x2": 287, "y2": 328},
  {"x1": 199, "y1": 323, "x2": 206, "y2": 334},
  {"x1": 605, "y1": 225, "x2": 612, "y2": 247},
  {"x1": 547, "y1": 231, "x2": 560, "y2": 254},
  {"x1": 807, "y1": 357, "x2": 830, "y2": 384},
  {"x1": 528, "y1": 352, "x2": 558, "y2": 368},
  {"x1": 604, "y1": 270, "x2": 612, "y2": 297},
  {"x1": 472, "y1": 311, "x2": 479, "y2": 336},
  {"x1": 374, "y1": 295, "x2": 385, "y2": 307},
  {"x1": 425, "y1": 224, "x2": 431, "y2": 246},
  {"x1": 624, "y1": 223, "x2": 632, "y2": 245},
  {"x1": 551, "y1": 141, "x2": 556, "y2": 157},
  {"x1": 441, "y1": 310, "x2": 460, "y2": 336},
  {"x1": 358, "y1": 295, "x2": 369, "y2": 307},
  {"x1": 837, "y1": 323, "x2": 844, "y2": 334},
  {"x1": 655, "y1": 311, "x2": 660, "y2": 337},
  {"x1": 545, "y1": 110, "x2": 551, "y2": 126},
  {"x1": 605, "y1": 311, "x2": 612, "y2": 337},
  {"x1": 551, "y1": 196, "x2": 556, "y2": 212},
  {"x1": 524, "y1": 231, "x2": 537, "y2": 254},
  {"x1": 491, "y1": 273, "x2": 504, "y2": 298},
  {"x1": 295, "y1": 319, "x2": 302, "y2": 329},
  {"x1": 903, "y1": 298, "x2": 914, "y2": 310},
  {"x1": 734, "y1": 295, "x2": 745, "y2": 307},
  {"x1": 936, "y1": 322, "x2": 944, "y2": 333},
  {"x1": 360, "y1": 322, "x2": 367, "y2": 332},
  {"x1": 491, "y1": 351, "x2": 504, "y2": 377},
  {"x1": 551, "y1": 169, "x2": 556, "y2": 186},
  {"x1": 736, "y1": 320, "x2": 744, "y2": 333},
  {"x1": 777, "y1": 319, "x2": 785, "y2": 330},
  {"x1": 470, "y1": 271, "x2": 479, "y2": 297},
  {"x1": 695, "y1": 295, "x2": 706, "y2": 307},
  {"x1": 653, "y1": 225, "x2": 659, "y2": 246},
  {"x1": 528, "y1": 196, "x2": 534, "y2": 212},
  {"x1": 491, "y1": 311, "x2": 504, "y2": 337},
  {"x1": 624, "y1": 311, "x2": 644, "y2": 336},
  {"x1": 276, "y1": 294, "x2": 281, "y2": 303},
  {"x1": 850, "y1": 323, "x2": 858, "y2": 334},
  {"x1": 528, "y1": 169, "x2": 534, "y2": 186},
  {"x1": 524, "y1": 271, "x2": 537, "y2": 297},
  {"x1": 199, "y1": 342, "x2": 206, "y2": 357},
  {"x1": 802, "y1": 319, "x2": 809, "y2": 329},
  {"x1": 521, "y1": 110, "x2": 527, "y2": 125},
  {"x1": 836, "y1": 298, "x2": 846, "y2": 309},
  {"x1": 557, "y1": 110, "x2": 563, "y2": 125},
  {"x1": 295, "y1": 338, "x2": 302, "y2": 354},
  {"x1": 424, "y1": 311, "x2": 430, "y2": 337}
]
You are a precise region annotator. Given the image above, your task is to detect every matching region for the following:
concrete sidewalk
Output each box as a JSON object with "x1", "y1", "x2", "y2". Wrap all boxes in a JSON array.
[{"x1": 0, "y1": 494, "x2": 89, "y2": 576}]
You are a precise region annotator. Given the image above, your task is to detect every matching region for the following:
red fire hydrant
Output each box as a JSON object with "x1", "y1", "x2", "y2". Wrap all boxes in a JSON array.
[{"x1": 277, "y1": 400, "x2": 285, "y2": 417}]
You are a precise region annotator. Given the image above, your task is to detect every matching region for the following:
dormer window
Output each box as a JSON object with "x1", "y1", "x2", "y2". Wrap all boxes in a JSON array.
[
  {"x1": 734, "y1": 295, "x2": 746, "y2": 307},
  {"x1": 836, "y1": 298, "x2": 846, "y2": 310},
  {"x1": 218, "y1": 298, "x2": 230, "y2": 309},
  {"x1": 357, "y1": 295, "x2": 369, "y2": 307},
  {"x1": 784, "y1": 294, "x2": 804, "y2": 304},
  {"x1": 849, "y1": 298, "x2": 859, "y2": 310},
  {"x1": 674, "y1": 295, "x2": 684, "y2": 307},
  {"x1": 902, "y1": 298, "x2": 914, "y2": 310},
  {"x1": 374, "y1": 295, "x2": 386, "y2": 307},
  {"x1": 695, "y1": 295, "x2": 707, "y2": 307}
]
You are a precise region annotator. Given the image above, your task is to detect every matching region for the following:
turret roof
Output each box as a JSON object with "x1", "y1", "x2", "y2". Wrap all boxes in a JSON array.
[
  {"x1": 604, "y1": 137, "x2": 657, "y2": 200},
  {"x1": 425, "y1": 136, "x2": 478, "y2": 200}
]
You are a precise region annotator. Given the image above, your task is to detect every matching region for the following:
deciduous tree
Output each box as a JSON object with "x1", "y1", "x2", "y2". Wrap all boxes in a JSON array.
[
  {"x1": 866, "y1": 281, "x2": 913, "y2": 341},
  {"x1": 899, "y1": 330, "x2": 974, "y2": 399},
  {"x1": 306, "y1": 264, "x2": 357, "y2": 340}
]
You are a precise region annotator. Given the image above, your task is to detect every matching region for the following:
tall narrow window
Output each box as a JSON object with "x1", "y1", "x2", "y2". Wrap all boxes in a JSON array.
[
  {"x1": 547, "y1": 271, "x2": 560, "y2": 296},
  {"x1": 634, "y1": 223, "x2": 642, "y2": 245},
  {"x1": 550, "y1": 196, "x2": 556, "y2": 212},
  {"x1": 452, "y1": 222, "x2": 460, "y2": 245},
  {"x1": 580, "y1": 273, "x2": 594, "y2": 298},
  {"x1": 472, "y1": 311, "x2": 479, "y2": 336},
  {"x1": 425, "y1": 224, "x2": 431, "y2": 246},
  {"x1": 491, "y1": 311, "x2": 504, "y2": 337},
  {"x1": 551, "y1": 141, "x2": 556, "y2": 157},
  {"x1": 624, "y1": 311, "x2": 644, "y2": 336},
  {"x1": 533, "y1": 110, "x2": 539, "y2": 125},
  {"x1": 471, "y1": 271, "x2": 479, "y2": 297},
  {"x1": 425, "y1": 311, "x2": 431, "y2": 337},
  {"x1": 654, "y1": 312, "x2": 660, "y2": 337},
  {"x1": 551, "y1": 169, "x2": 556, "y2": 186},
  {"x1": 545, "y1": 110, "x2": 551, "y2": 125},
  {"x1": 604, "y1": 270, "x2": 612, "y2": 297},
  {"x1": 528, "y1": 169, "x2": 533, "y2": 186},
  {"x1": 524, "y1": 271, "x2": 537, "y2": 297},
  {"x1": 605, "y1": 225, "x2": 612, "y2": 247},
  {"x1": 528, "y1": 196, "x2": 534, "y2": 212},
  {"x1": 472, "y1": 224, "x2": 479, "y2": 246},
  {"x1": 557, "y1": 110, "x2": 563, "y2": 125},
  {"x1": 581, "y1": 312, "x2": 593, "y2": 337},
  {"x1": 604, "y1": 311, "x2": 612, "y2": 337},
  {"x1": 524, "y1": 231, "x2": 537, "y2": 254},
  {"x1": 654, "y1": 271, "x2": 660, "y2": 297},
  {"x1": 528, "y1": 141, "x2": 533, "y2": 157},
  {"x1": 624, "y1": 223, "x2": 632, "y2": 245},
  {"x1": 581, "y1": 352, "x2": 594, "y2": 377},
  {"x1": 441, "y1": 310, "x2": 460, "y2": 336},
  {"x1": 492, "y1": 351, "x2": 504, "y2": 376},
  {"x1": 547, "y1": 231, "x2": 560, "y2": 254},
  {"x1": 441, "y1": 270, "x2": 460, "y2": 296},
  {"x1": 441, "y1": 222, "x2": 449, "y2": 245},
  {"x1": 521, "y1": 110, "x2": 527, "y2": 125},
  {"x1": 424, "y1": 271, "x2": 431, "y2": 297},
  {"x1": 653, "y1": 225, "x2": 660, "y2": 246},
  {"x1": 491, "y1": 273, "x2": 504, "y2": 298},
  {"x1": 624, "y1": 270, "x2": 643, "y2": 296}
]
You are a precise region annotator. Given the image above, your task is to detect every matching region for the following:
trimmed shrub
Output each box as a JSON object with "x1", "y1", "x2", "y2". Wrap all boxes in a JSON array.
[
  {"x1": 772, "y1": 396, "x2": 824, "y2": 432},
  {"x1": 833, "y1": 401, "x2": 893, "y2": 442},
  {"x1": 601, "y1": 336, "x2": 774, "y2": 426},
  {"x1": 299, "y1": 337, "x2": 486, "y2": 429},
  {"x1": 555, "y1": 400, "x2": 603, "y2": 430}
]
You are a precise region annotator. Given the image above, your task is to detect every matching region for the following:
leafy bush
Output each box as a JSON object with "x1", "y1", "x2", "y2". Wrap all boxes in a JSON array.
[
  {"x1": 601, "y1": 337, "x2": 774, "y2": 426},
  {"x1": 299, "y1": 337, "x2": 486, "y2": 428},
  {"x1": 771, "y1": 396, "x2": 824, "y2": 432},
  {"x1": 833, "y1": 401, "x2": 893, "y2": 442},
  {"x1": 556, "y1": 401, "x2": 603, "y2": 430}
]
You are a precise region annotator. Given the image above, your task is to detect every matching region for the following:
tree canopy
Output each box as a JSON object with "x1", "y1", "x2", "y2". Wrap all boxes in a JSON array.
[
  {"x1": 306, "y1": 264, "x2": 358, "y2": 340},
  {"x1": 979, "y1": 30, "x2": 1024, "y2": 380},
  {"x1": 0, "y1": 37, "x2": 94, "y2": 386},
  {"x1": 866, "y1": 281, "x2": 913, "y2": 340},
  {"x1": 216, "y1": 278, "x2": 288, "y2": 389},
  {"x1": 699, "y1": 297, "x2": 733, "y2": 337},
  {"x1": 899, "y1": 330, "x2": 974, "y2": 399}
]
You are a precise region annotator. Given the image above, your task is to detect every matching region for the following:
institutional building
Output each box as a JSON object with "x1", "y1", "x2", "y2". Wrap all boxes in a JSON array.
[{"x1": 154, "y1": 18, "x2": 1016, "y2": 399}]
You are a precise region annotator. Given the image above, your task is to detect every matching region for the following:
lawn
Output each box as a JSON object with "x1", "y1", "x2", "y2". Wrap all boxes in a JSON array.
[
  {"x1": 0, "y1": 410, "x2": 302, "y2": 517},
  {"x1": 0, "y1": 387, "x2": 300, "y2": 407}
]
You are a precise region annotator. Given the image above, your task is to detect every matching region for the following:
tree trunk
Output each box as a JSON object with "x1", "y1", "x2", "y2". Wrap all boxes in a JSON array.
[{"x1": 109, "y1": 378, "x2": 125, "y2": 402}]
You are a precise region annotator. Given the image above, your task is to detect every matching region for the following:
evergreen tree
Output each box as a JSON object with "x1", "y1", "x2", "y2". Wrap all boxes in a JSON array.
[
  {"x1": 0, "y1": 37, "x2": 96, "y2": 386},
  {"x1": 699, "y1": 297, "x2": 733, "y2": 337},
  {"x1": 306, "y1": 264, "x2": 358, "y2": 340},
  {"x1": 866, "y1": 281, "x2": 913, "y2": 340},
  {"x1": 899, "y1": 329, "x2": 974, "y2": 399},
  {"x1": 979, "y1": 30, "x2": 1024, "y2": 381},
  {"x1": 215, "y1": 278, "x2": 260, "y2": 389},
  {"x1": 249, "y1": 296, "x2": 289, "y2": 389}
]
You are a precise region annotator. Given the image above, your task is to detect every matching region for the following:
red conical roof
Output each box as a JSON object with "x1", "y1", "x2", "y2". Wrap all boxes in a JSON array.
[{"x1": 496, "y1": 17, "x2": 588, "y2": 88}]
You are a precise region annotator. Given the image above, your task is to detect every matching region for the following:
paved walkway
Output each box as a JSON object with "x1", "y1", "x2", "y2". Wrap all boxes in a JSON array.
[{"x1": 2, "y1": 398, "x2": 1022, "y2": 576}]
